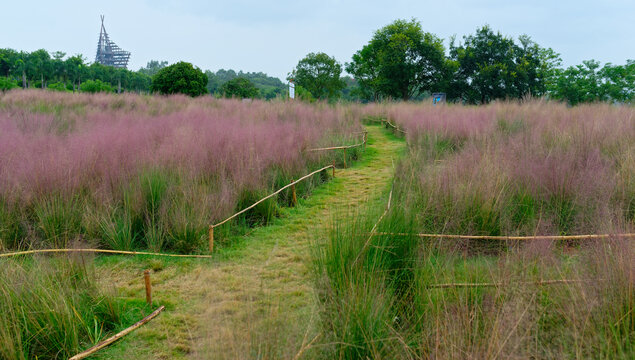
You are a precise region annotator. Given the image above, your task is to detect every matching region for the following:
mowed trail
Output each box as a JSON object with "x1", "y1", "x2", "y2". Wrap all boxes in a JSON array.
[{"x1": 94, "y1": 125, "x2": 404, "y2": 359}]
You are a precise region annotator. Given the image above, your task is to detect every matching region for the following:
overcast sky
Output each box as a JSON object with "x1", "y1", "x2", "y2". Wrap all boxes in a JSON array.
[{"x1": 1, "y1": 0, "x2": 633, "y2": 80}]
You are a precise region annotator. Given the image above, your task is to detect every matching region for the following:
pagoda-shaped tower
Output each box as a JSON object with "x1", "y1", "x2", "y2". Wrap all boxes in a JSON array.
[{"x1": 95, "y1": 15, "x2": 130, "y2": 68}]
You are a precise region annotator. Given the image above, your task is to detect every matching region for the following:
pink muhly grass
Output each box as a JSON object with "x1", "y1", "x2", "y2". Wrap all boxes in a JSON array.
[
  {"x1": 0, "y1": 91, "x2": 361, "y2": 251},
  {"x1": 389, "y1": 101, "x2": 635, "y2": 236}
]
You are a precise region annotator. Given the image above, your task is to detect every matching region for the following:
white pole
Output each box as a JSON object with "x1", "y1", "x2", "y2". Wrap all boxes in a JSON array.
[{"x1": 289, "y1": 80, "x2": 295, "y2": 100}]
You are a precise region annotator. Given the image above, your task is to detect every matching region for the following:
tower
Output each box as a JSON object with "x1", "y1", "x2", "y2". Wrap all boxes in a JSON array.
[{"x1": 95, "y1": 15, "x2": 131, "y2": 68}]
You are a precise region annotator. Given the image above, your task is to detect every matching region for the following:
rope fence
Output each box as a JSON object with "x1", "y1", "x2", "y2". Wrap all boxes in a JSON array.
[
  {"x1": 208, "y1": 164, "x2": 336, "y2": 252},
  {"x1": 307, "y1": 142, "x2": 365, "y2": 152},
  {"x1": 384, "y1": 120, "x2": 407, "y2": 134},
  {"x1": 426, "y1": 279, "x2": 603, "y2": 289},
  {"x1": 363, "y1": 116, "x2": 407, "y2": 134},
  {"x1": 369, "y1": 232, "x2": 635, "y2": 241},
  {"x1": 0, "y1": 248, "x2": 213, "y2": 259},
  {"x1": 69, "y1": 305, "x2": 165, "y2": 360},
  {"x1": 307, "y1": 130, "x2": 367, "y2": 153}
]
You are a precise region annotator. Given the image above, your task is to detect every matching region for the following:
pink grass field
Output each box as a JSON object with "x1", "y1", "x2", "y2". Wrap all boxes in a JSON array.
[
  {"x1": 385, "y1": 100, "x2": 634, "y2": 236},
  {"x1": 0, "y1": 90, "x2": 362, "y2": 252}
]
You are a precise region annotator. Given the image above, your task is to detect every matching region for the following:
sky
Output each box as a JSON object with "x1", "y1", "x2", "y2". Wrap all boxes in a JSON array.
[{"x1": 1, "y1": 0, "x2": 633, "y2": 80}]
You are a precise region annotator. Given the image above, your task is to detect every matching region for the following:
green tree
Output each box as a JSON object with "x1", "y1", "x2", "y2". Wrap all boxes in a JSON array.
[
  {"x1": 64, "y1": 55, "x2": 87, "y2": 91},
  {"x1": 347, "y1": 19, "x2": 446, "y2": 100},
  {"x1": 450, "y1": 26, "x2": 519, "y2": 103},
  {"x1": 599, "y1": 60, "x2": 634, "y2": 103},
  {"x1": 151, "y1": 61, "x2": 208, "y2": 96},
  {"x1": 220, "y1": 77, "x2": 259, "y2": 99},
  {"x1": 449, "y1": 26, "x2": 559, "y2": 103},
  {"x1": 28, "y1": 49, "x2": 51, "y2": 88},
  {"x1": 0, "y1": 49, "x2": 18, "y2": 77},
  {"x1": 139, "y1": 60, "x2": 168, "y2": 77},
  {"x1": 206, "y1": 69, "x2": 285, "y2": 99},
  {"x1": 289, "y1": 52, "x2": 345, "y2": 100},
  {"x1": 550, "y1": 59, "x2": 634, "y2": 105}
]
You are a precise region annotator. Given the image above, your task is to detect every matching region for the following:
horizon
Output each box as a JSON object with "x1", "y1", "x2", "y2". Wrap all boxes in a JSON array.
[{"x1": 1, "y1": 1, "x2": 634, "y2": 80}]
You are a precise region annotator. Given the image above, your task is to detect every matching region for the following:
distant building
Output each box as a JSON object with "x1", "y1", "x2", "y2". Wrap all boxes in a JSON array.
[{"x1": 95, "y1": 16, "x2": 130, "y2": 69}]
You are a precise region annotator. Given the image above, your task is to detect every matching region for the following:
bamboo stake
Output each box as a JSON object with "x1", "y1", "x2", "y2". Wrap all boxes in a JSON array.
[
  {"x1": 0, "y1": 248, "x2": 213, "y2": 259},
  {"x1": 211, "y1": 165, "x2": 334, "y2": 228},
  {"x1": 291, "y1": 180, "x2": 297, "y2": 206},
  {"x1": 69, "y1": 306, "x2": 165, "y2": 360},
  {"x1": 208, "y1": 225, "x2": 214, "y2": 253},
  {"x1": 144, "y1": 270, "x2": 152, "y2": 305}
]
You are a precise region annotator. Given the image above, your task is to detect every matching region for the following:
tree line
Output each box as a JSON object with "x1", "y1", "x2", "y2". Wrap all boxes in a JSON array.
[
  {"x1": 291, "y1": 20, "x2": 633, "y2": 104},
  {"x1": 0, "y1": 47, "x2": 288, "y2": 99},
  {"x1": 2, "y1": 19, "x2": 632, "y2": 105},
  {"x1": 0, "y1": 49, "x2": 152, "y2": 93}
]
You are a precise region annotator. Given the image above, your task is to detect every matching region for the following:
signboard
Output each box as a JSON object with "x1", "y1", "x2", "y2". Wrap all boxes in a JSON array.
[
  {"x1": 289, "y1": 81, "x2": 295, "y2": 99},
  {"x1": 432, "y1": 92, "x2": 446, "y2": 105}
]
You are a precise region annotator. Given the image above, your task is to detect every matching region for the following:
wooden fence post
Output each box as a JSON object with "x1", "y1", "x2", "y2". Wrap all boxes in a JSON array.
[
  {"x1": 208, "y1": 225, "x2": 214, "y2": 253},
  {"x1": 144, "y1": 270, "x2": 152, "y2": 306},
  {"x1": 342, "y1": 149, "x2": 347, "y2": 168},
  {"x1": 291, "y1": 180, "x2": 297, "y2": 206},
  {"x1": 332, "y1": 160, "x2": 335, "y2": 177}
]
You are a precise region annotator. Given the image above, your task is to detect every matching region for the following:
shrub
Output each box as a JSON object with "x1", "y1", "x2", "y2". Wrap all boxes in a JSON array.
[
  {"x1": 80, "y1": 79, "x2": 113, "y2": 93},
  {"x1": 151, "y1": 61, "x2": 208, "y2": 97},
  {"x1": 47, "y1": 82, "x2": 71, "y2": 92},
  {"x1": 0, "y1": 77, "x2": 18, "y2": 91}
]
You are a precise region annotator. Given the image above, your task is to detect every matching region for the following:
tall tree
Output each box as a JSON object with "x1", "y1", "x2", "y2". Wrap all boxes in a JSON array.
[
  {"x1": 347, "y1": 19, "x2": 446, "y2": 100},
  {"x1": 289, "y1": 52, "x2": 345, "y2": 100},
  {"x1": 450, "y1": 26, "x2": 518, "y2": 103},
  {"x1": 449, "y1": 26, "x2": 559, "y2": 103},
  {"x1": 28, "y1": 49, "x2": 51, "y2": 88}
]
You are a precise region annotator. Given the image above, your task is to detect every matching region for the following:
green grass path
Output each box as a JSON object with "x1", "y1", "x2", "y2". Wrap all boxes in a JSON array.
[{"x1": 94, "y1": 124, "x2": 405, "y2": 359}]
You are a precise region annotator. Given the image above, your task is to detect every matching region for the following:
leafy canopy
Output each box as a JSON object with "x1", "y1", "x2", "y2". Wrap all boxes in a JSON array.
[
  {"x1": 289, "y1": 52, "x2": 345, "y2": 100},
  {"x1": 346, "y1": 19, "x2": 446, "y2": 101},
  {"x1": 449, "y1": 26, "x2": 561, "y2": 104},
  {"x1": 151, "y1": 61, "x2": 208, "y2": 97}
]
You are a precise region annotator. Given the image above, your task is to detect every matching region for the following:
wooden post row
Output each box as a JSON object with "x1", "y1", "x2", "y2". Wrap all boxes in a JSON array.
[
  {"x1": 208, "y1": 225, "x2": 214, "y2": 253},
  {"x1": 144, "y1": 270, "x2": 152, "y2": 306}
]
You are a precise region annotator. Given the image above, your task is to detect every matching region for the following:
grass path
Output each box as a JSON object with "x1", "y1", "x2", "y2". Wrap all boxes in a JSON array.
[{"x1": 93, "y1": 124, "x2": 405, "y2": 359}]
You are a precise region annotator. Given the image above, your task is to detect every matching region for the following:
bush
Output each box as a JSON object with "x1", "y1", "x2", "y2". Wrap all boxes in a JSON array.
[
  {"x1": 151, "y1": 61, "x2": 208, "y2": 97},
  {"x1": 0, "y1": 77, "x2": 18, "y2": 91},
  {"x1": 47, "y1": 82, "x2": 71, "y2": 92},
  {"x1": 80, "y1": 79, "x2": 113, "y2": 93}
]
